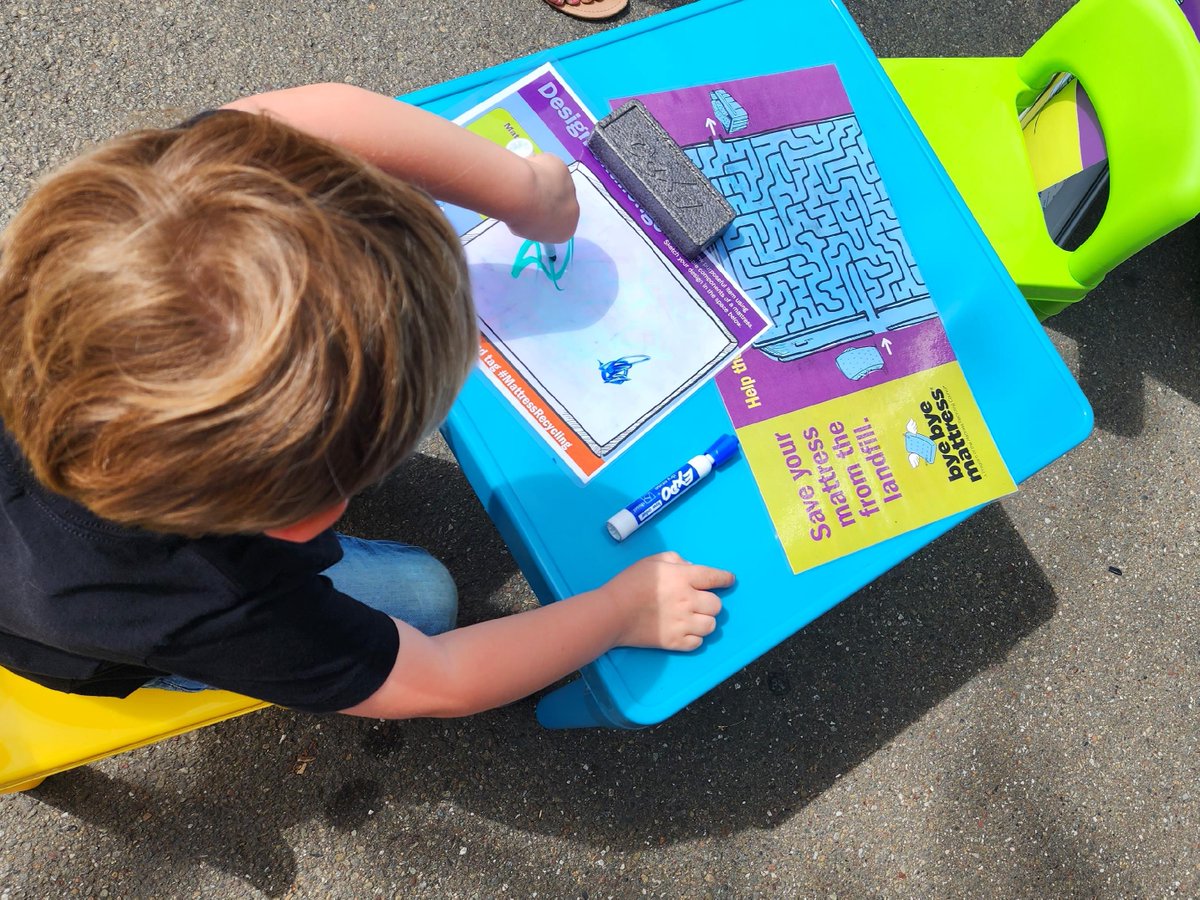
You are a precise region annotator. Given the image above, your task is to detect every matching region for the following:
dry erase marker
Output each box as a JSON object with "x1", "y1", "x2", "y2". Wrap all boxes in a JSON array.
[{"x1": 606, "y1": 435, "x2": 740, "y2": 542}]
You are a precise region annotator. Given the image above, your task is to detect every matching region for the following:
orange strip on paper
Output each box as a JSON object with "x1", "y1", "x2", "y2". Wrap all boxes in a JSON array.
[{"x1": 477, "y1": 336, "x2": 604, "y2": 478}]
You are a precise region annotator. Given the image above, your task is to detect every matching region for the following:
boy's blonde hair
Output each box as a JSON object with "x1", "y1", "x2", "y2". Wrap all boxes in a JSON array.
[{"x1": 0, "y1": 110, "x2": 475, "y2": 537}]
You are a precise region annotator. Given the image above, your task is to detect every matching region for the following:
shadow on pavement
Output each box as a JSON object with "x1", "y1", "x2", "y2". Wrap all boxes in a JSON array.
[
  {"x1": 29, "y1": 498, "x2": 1056, "y2": 892},
  {"x1": 1047, "y1": 219, "x2": 1200, "y2": 438}
]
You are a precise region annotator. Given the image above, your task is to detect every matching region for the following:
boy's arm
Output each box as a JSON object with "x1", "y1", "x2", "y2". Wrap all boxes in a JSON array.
[
  {"x1": 341, "y1": 553, "x2": 732, "y2": 719},
  {"x1": 222, "y1": 83, "x2": 578, "y2": 243}
]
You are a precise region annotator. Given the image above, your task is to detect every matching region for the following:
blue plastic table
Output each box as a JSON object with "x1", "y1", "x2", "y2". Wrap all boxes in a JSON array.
[{"x1": 405, "y1": 0, "x2": 1093, "y2": 728}]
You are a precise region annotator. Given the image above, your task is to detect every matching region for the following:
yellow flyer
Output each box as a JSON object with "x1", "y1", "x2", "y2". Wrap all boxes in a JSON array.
[{"x1": 734, "y1": 364, "x2": 1015, "y2": 572}]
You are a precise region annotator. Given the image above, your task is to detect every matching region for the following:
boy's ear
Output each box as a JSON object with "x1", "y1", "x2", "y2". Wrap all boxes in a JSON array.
[{"x1": 265, "y1": 499, "x2": 350, "y2": 543}]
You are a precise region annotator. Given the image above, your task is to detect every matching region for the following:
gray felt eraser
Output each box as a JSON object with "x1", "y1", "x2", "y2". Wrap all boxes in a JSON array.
[{"x1": 587, "y1": 100, "x2": 735, "y2": 258}]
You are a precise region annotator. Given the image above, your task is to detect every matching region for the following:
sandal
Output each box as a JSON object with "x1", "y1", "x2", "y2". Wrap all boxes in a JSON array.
[{"x1": 543, "y1": 0, "x2": 628, "y2": 20}]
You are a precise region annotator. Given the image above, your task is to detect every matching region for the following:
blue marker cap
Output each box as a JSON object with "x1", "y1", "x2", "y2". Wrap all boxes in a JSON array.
[{"x1": 705, "y1": 434, "x2": 740, "y2": 467}]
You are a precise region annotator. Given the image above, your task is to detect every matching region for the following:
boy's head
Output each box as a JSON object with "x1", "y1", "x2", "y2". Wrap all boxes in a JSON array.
[{"x1": 0, "y1": 110, "x2": 476, "y2": 537}]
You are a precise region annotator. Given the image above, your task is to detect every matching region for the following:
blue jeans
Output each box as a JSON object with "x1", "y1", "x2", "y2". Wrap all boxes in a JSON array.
[{"x1": 144, "y1": 535, "x2": 458, "y2": 692}]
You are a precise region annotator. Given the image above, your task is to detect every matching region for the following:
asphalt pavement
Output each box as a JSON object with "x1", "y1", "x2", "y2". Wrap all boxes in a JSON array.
[{"x1": 2, "y1": 0, "x2": 1198, "y2": 897}]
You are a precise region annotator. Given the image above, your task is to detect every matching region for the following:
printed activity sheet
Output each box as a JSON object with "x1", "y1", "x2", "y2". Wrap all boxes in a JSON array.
[
  {"x1": 465, "y1": 163, "x2": 738, "y2": 458},
  {"x1": 629, "y1": 67, "x2": 1017, "y2": 574},
  {"x1": 444, "y1": 65, "x2": 770, "y2": 482}
]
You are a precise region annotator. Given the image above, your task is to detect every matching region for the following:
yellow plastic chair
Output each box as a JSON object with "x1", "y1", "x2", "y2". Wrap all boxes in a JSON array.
[
  {"x1": 0, "y1": 667, "x2": 266, "y2": 794},
  {"x1": 881, "y1": 0, "x2": 1200, "y2": 319}
]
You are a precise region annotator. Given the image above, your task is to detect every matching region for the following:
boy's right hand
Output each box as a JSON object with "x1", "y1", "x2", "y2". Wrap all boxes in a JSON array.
[
  {"x1": 343, "y1": 550, "x2": 733, "y2": 719},
  {"x1": 597, "y1": 552, "x2": 734, "y2": 652}
]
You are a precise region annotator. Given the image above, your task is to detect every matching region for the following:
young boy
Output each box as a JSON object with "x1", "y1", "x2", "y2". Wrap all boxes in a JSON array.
[{"x1": 0, "y1": 83, "x2": 732, "y2": 718}]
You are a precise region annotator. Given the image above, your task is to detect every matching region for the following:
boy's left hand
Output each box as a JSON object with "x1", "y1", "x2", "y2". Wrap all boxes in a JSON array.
[{"x1": 504, "y1": 153, "x2": 580, "y2": 244}]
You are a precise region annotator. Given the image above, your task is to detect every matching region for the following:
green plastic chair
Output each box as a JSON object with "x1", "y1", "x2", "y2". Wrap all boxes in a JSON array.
[{"x1": 882, "y1": 0, "x2": 1200, "y2": 319}]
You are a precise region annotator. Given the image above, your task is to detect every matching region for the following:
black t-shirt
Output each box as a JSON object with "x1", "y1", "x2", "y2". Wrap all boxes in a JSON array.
[{"x1": 0, "y1": 426, "x2": 399, "y2": 713}]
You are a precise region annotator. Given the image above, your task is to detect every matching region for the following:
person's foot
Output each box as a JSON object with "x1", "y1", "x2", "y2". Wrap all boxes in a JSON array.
[{"x1": 542, "y1": 0, "x2": 628, "y2": 20}]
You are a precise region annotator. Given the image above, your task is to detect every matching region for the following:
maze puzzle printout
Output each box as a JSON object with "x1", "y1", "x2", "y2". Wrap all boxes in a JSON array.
[
  {"x1": 443, "y1": 65, "x2": 771, "y2": 482},
  {"x1": 630, "y1": 67, "x2": 1017, "y2": 574}
]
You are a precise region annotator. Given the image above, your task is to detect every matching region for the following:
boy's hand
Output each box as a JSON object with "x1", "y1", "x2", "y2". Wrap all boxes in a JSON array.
[
  {"x1": 344, "y1": 549, "x2": 733, "y2": 719},
  {"x1": 598, "y1": 552, "x2": 734, "y2": 652},
  {"x1": 504, "y1": 153, "x2": 580, "y2": 244}
]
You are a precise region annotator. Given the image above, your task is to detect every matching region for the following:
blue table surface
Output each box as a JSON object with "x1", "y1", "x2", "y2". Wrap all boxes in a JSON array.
[{"x1": 405, "y1": 0, "x2": 1093, "y2": 726}]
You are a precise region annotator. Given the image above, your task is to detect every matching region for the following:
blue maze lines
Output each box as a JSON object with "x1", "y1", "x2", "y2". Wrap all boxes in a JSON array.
[{"x1": 686, "y1": 115, "x2": 936, "y2": 361}]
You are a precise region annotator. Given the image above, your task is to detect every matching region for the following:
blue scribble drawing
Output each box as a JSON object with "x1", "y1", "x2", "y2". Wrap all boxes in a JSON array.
[
  {"x1": 710, "y1": 90, "x2": 749, "y2": 134},
  {"x1": 511, "y1": 237, "x2": 575, "y2": 291},
  {"x1": 598, "y1": 354, "x2": 651, "y2": 384},
  {"x1": 686, "y1": 115, "x2": 937, "y2": 361}
]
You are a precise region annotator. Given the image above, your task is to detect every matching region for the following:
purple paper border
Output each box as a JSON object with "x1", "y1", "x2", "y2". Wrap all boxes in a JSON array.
[
  {"x1": 613, "y1": 65, "x2": 853, "y2": 147},
  {"x1": 716, "y1": 319, "x2": 956, "y2": 429},
  {"x1": 518, "y1": 74, "x2": 595, "y2": 160}
]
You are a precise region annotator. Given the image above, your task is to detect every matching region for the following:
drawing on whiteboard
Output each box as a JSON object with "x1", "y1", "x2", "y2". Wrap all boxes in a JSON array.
[
  {"x1": 598, "y1": 354, "x2": 652, "y2": 385},
  {"x1": 463, "y1": 161, "x2": 739, "y2": 460},
  {"x1": 511, "y1": 237, "x2": 574, "y2": 291}
]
